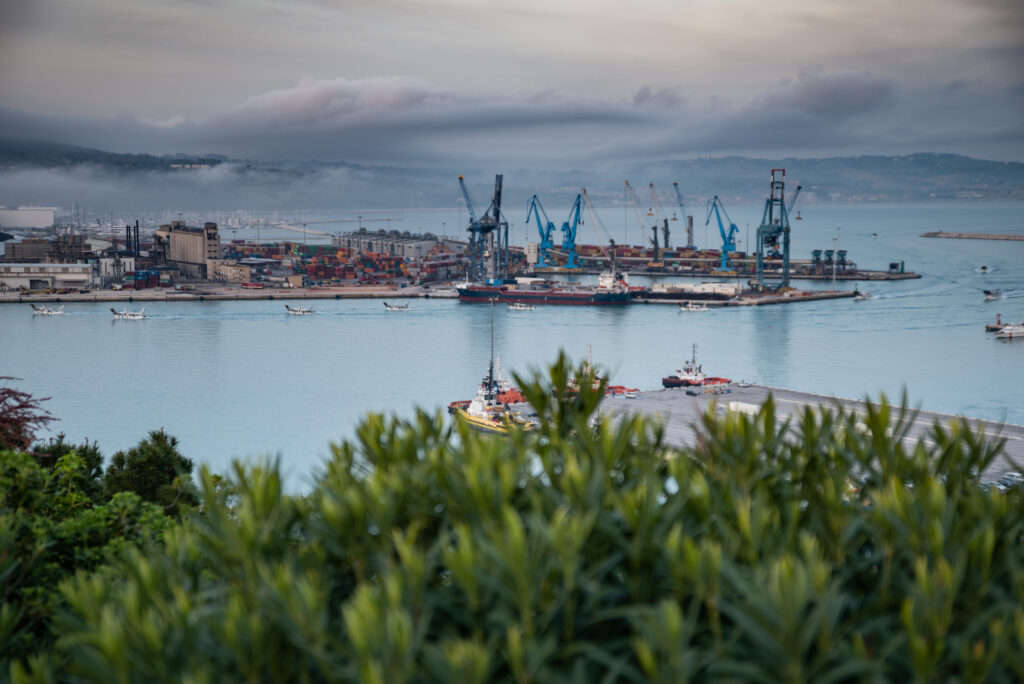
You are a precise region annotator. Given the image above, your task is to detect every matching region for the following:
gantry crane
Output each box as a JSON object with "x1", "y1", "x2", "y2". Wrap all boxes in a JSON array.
[
  {"x1": 459, "y1": 174, "x2": 509, "y2": 282},
  {"x1": 672, "y1": 181, "x2": 696, "y2": 249},
  {"x1": 705, "y1": 196, "x2": 740, "y2": 272},
  {"x1": 754, "y1": 169, "x2": 801, "y2": 291}
]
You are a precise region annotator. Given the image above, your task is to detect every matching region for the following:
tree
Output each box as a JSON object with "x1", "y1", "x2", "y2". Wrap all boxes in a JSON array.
[
  {"x1": 0, "y1": 377, "x2": 54, "y2": 452},
  {"x1": 103, "y1": 429, "x2": 197, "y2": 515}
]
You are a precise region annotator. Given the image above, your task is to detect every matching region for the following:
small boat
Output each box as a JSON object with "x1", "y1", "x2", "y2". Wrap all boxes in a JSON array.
[
  {"x1": 995, "y1": 323, "x2": 1024, "y2": 340},
  {"x1": 979, "y1": 265, "x2": 988, "y2": 273},
  {"x1": 508, "y1": 302, "x2": 535, "y2": 311},
  {"x1": 111, "y1": 307, "x2": 145, "y2": 320},
  {"x1": 285, "y1": 304, "x2": 315, "y2": 315},
  {"x1": 984, "y1": 289, "x2": 1002, "y2": 301},
  {"x1": 383, "y1": 301, "x2": 410, "y2": 311},
  {"x1": 31, "y1": 304, "x2": 64, "y2": 315},
  {"x1": 662, "y1": 343, "x2": 731, "y2": 392},
  {"x1": 854, "y1": 291, "x2": 873, "y2": 301},
  {"x1": 872, "y1": 232, "x2": 879, "y2": 238},
  {"x1": 679, "y1": 302, "x2": 709, "y2": 312}
]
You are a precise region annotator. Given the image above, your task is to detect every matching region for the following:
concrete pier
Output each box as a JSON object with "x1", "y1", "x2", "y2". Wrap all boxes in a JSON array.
[
  {"x1": 921, "y1": 231, "x2": 1024, "y2": 241},
  {"x1": 599, "y1": 384, "x2": 1023, "y2": 481}
]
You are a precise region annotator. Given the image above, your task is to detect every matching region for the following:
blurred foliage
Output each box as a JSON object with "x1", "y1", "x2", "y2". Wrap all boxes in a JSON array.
[{"x1": 6, "y1": 353, "x2": 1024, "y2": 681}]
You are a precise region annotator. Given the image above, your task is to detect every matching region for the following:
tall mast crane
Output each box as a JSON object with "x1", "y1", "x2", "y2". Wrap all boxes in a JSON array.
[
  {"x1": 525, "y1": 195, "x2": 556, "y2": 267},
  {"x1": 705, "y1": 196, "x2": 740, "y2": 272},
  {"x1": 754, "y1": 169, "x2": 800, "y2": 291},
  {"x1": 459, "y1": 174, "x2": 509, "y2": 282},
  {"x1": 672, "y1": 181, "x2": 696, "y2": 249},
  {"x1": 624, "y1": 181, "x2": 648, "y2": 247},
  {"x1": 648, "y1": 183, "x2": 670, "y2": 250}
]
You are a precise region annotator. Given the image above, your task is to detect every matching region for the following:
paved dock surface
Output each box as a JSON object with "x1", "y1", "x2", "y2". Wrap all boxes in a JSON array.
[
  {"x1": 921, "y1": 231, "x2": 1024, "y2": 241},
  {"x1": 600, "y1": 384, "x2": 1023, "y2": 481}
]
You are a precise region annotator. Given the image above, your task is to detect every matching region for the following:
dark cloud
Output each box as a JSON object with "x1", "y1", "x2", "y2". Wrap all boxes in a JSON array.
[
  {"x1": 632, "y1": 86, "x2": 684, "y2": 108},
  {"x1": 760, "y1": 72, "x2": 894, "y2": 120}
]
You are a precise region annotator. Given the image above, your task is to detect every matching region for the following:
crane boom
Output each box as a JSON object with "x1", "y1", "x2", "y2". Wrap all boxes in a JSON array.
[
  {"x1": 560, "y1": 194, "x2": 583, "y2": 269},
  {"x1": 624, "y1": 181, "x2": 648, "y2": 245},
  {"x1": 457, "y1": 175, "x2": 478, "y2": 226}
]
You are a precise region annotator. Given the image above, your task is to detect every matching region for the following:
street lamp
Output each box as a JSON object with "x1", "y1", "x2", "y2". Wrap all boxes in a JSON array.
[{"x1": 832, "y1": 227, "x2": 840, "y2": 291}]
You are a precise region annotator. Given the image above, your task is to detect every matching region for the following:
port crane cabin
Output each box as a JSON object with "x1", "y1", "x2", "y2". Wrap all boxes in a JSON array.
[
  {"x1": 526, "y1": 194, "x2": 583, "y2": 269},
  {"x1": 459, "y1": 174, "x2": 510, "y2": 282}
]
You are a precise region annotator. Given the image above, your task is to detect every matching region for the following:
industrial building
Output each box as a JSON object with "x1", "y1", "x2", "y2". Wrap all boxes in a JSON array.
[
  {"x1": 208, "y1": 259, "x2": 252, "y2": 282},
  {"x1": 0, "y1": 263, "x2": 93, "y2": 291},
  {"x1": 153, "y1": 221, "x2": 220, "y2": 278},
  {"x1": 331, "y1": 228, "x2": 461, "y2": 260}
]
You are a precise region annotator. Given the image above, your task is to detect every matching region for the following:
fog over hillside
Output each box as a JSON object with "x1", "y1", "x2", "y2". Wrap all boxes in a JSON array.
[{"x1": 1, "y1": 140, "x2": 1022, "y2": 214}]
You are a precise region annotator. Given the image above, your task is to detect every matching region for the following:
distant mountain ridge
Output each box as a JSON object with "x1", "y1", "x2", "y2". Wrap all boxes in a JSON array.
[{"x1": 1, "y1": 139, "x2": 1022, "y2": 210}]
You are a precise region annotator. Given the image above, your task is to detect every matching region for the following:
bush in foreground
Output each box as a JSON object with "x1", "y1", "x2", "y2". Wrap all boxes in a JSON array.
[{"x1": 10, "y1": 355, "x2": 1024, "y2": 682}]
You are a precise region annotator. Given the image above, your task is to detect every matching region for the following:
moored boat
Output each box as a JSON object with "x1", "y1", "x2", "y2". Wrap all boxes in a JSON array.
[
  {"x1": 111, "y1": 307, "x2": 146, "y2": 320},
  {"x1": 507, "y1": 302, "x2": 535, "y2": 311},
  {"x1": 995, "y1": 323, "x2": 1024, "y2": 340},
  {"x1": 662, "y1": 344, "x2": 731, "y2": 391}
]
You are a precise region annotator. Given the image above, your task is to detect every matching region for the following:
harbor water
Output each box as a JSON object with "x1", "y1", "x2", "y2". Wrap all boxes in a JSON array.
[{"x1": 3, "y1": 201, "x2": 1023, "y2": 488}]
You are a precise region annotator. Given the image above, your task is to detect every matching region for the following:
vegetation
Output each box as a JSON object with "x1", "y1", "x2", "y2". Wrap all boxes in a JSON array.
[{"x1": 2, "y1": 358, "x2": 1023, "y2": 681}]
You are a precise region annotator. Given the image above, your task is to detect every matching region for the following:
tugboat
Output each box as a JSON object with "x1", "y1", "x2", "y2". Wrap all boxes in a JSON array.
[
  {"x1": 662, "y1": 344, "x2": 731, "y2": 392},
  {"x1": 448, "y1": 304, "x2": 534, "y2": 433}
]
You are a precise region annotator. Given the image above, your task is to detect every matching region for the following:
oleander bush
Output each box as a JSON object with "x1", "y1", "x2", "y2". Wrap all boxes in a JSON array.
[{"x1": 7, "y1": 354, "x2": 1024, "y2": 682}]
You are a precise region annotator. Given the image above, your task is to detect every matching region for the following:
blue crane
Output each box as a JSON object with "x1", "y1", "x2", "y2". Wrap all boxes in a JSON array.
[
  {"x1": 705, "y1": 195, "x2": 740, "y2": 272},
  {"x1": 525, "y1": 195, "x2": 556, "y2": 267},
  {"x1": 561, "y1": 194, "x2": 583, "y2": 269},
  {"x1": 525, "y1": 194, "x2": 582, "y2": 268}
]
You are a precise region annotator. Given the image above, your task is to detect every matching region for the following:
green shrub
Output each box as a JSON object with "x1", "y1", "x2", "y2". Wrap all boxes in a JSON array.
[{"x1": 12, "y1": 355, "x2": 1024, "y2": 682}]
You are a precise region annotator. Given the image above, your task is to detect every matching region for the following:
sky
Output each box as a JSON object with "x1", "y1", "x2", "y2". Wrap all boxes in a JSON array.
[{"x1": 1, "y1": 0, "x2": 1023, "y2": 167}]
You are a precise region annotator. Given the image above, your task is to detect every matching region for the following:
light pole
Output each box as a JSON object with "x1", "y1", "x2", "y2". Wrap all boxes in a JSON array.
[{"x1": 832, "y1": 228, "x2": 839, "y2": 291}]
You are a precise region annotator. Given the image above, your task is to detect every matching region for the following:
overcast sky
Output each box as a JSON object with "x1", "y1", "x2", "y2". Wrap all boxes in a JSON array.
[{"x1": 1, "y1": 0, "x2": 1022, "y2": 166}]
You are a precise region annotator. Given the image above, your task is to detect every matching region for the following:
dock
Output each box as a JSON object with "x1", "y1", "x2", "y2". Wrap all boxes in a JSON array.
[
  {"x1": 599, "y1": 384, "x2": 1023, "y2": 481},
  {"x1": 921, "y1": 231, "x2": 1024, "y2": 241}
]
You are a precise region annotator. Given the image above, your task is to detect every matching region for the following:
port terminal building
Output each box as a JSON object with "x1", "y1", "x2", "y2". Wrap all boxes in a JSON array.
[{"x1": 0, "y1": 263, "x2": 94, "y2": 291}]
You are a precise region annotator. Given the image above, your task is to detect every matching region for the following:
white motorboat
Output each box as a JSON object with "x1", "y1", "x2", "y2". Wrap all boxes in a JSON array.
[
  {"x1": 31, "y1": 304, "x2": 64, "y2": 315},
  {"x1": 384, "y1": 301, "x2": 410, "y2": 311},
  {"x1": 855, "y1": 291, "x2": 874, "y2": 301},
  {"x1": 508, "y1": 302, "x2": 535, "y2": 311},
  {"x1": 285, "y1": 304, "x2": 315, "y2": 315},
  {"x1": 995, "y1": 323, "x2": 1024, "y2": 340},
  {"x1": 679, "y1": 302, "x2": 709, "y2": 312},
  {"x1": 984, "y1": 289, "x2": 1002, "y2": 301},
  {"x1": 111, "y1": 307, "x2": 146, "y2": 320}
]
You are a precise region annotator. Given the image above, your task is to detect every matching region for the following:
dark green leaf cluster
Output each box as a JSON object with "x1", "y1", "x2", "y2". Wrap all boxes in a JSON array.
[{"x1": 9, "y1": 354, "x2": 1024, "y2": 682}]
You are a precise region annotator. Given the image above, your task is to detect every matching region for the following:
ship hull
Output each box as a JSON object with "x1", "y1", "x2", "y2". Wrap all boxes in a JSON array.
[{"x1": 457, "y1": 285, "x2": 629, "y2": 305}]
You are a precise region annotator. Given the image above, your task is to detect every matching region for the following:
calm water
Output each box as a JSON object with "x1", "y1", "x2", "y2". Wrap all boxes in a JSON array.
[{"x1": 4, "y1": 201, "x2": 1023, "y2": 488}]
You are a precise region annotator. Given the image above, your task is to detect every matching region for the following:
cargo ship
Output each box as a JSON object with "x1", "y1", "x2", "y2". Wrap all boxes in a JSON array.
[
  {"x1": 662, "y1": 344, "x2": 731, "y2": 391},
  {"x1": 458, "y1": 267, "x2": 630, "y2": 305}
]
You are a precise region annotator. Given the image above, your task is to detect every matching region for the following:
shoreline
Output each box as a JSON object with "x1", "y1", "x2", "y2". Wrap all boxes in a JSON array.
[{"x1": 920, "y1": 231, "x2": 1024, "y2": 241}]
